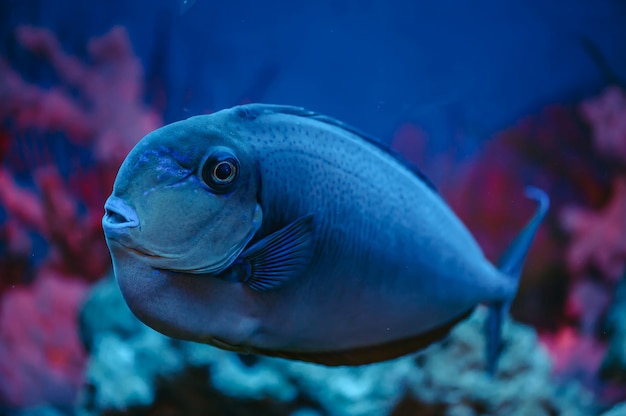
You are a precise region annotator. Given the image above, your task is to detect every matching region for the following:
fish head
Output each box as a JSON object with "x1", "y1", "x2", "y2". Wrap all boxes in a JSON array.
[{"x1": 102, "y1": 114, "x2": 263, "y2": 275}]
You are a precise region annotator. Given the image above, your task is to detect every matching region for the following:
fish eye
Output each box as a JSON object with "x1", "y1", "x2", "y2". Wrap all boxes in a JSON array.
[{"x1": 201, "y1": 151, "x2": 240, "y2": 192}]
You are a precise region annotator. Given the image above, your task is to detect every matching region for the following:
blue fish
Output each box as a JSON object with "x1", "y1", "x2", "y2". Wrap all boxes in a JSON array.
[{"x1": 102, "y1": 104, "x2": 548, "y2": 371}]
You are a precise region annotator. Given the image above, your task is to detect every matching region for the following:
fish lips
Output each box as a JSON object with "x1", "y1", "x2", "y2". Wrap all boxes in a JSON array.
[
  {"x1": 103, "y1": 196, "x2": 139, "y2": 229},
  {"x1": 102, "y1": 196, "x2": 140, "y2": 246},
  {"x1": 102, "y1": 196, "x2": 165, "y2": 260},
  {"x1": 103, "y1": 197, "x2": 263, "y2": 275}
]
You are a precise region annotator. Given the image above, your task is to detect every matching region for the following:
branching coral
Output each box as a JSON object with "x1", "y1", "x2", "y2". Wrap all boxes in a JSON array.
[
  {"x1": 0, "y1": 25, "x2": 161, "y2": 285},
  {"x1": 580, "y1": 86, "x2": 626, "y2": 162},
  {"x1": 562, "y1": 176, "x2": 626, "y2": 281},
  {"x1": 0, "y1": 25, "x2": 161, "y2": 165},
  {"x1": 555, "y1": 86, "x2": 626, "y2": 399},
  {"x1": 0, "y1": 25, "x2": 161, "y2": 408},
  {"x1": 563, "y1": 86, "x2": 626, "y2": 281},
  {"x1": 0, "y1": 269, "x2": 89, "y2": 408}
]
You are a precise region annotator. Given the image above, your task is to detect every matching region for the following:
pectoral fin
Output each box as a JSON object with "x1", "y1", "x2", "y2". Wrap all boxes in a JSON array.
[{"x1": 238, "y1": 215, "x2": 315, "y2": 291}]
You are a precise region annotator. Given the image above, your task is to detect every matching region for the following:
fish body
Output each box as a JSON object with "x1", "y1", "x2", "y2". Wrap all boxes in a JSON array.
[{"x1": 103, "y1": 104, "x2": 548, "y2": 367}]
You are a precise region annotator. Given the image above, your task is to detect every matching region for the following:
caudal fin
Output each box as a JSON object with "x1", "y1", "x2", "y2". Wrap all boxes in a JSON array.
[{"x1": 485, "y1": 186, "x2": 550, "y2": 374}]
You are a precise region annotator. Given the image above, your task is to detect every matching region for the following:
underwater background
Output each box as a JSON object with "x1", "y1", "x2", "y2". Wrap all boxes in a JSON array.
[{"x1": 2, "y1": 0, "x2": 626, "y2": 415}]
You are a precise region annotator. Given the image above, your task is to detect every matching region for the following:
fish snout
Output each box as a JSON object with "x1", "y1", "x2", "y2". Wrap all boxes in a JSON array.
[{"x1": 103, "y1": 196, "x2": 139, "y2": 231}]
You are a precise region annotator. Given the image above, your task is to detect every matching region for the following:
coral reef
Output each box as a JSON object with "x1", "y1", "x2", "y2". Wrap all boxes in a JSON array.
[
  {"x1": 0, "y1": 25, "x2": 160, "y2": 409},
  {"x1": 2, "y1": 16, "x2": 626, "y2": 414},
  {"x1": 563, "y1": 87, "x2": 626, "y2": 281},
  {"x1": 391, "y1": 85, "x2": 626, "y2": 405},
  {"x1": 1, "y1": 25, "x2": 161, "y2": 165},
  {"x1": 554, "y1": 86, "x2": 626, "y2": 398},
  {"x1": 580, "y1": 86, "x2": 626, "y2": 163},
  {"x1": 0, "y1": 269, "x2": 88, "y2": 408},
  {"x1": 601, "y1": 275, "x2": 626, "y2": 384},
  {"x1": 0, "y1": 24, "x2": 160, "y2": 289},
  {"x1": 75, "y1": 274, "x2": 595, "y2": 416}
]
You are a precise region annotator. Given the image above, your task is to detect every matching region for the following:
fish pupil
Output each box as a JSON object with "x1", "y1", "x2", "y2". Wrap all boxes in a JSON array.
[
  {"x1": 214, "y1": 161, "x2": 233, "y2": 181},
  {"x1": 201, "y1": 152, "x2": 239, "y2": 192}
]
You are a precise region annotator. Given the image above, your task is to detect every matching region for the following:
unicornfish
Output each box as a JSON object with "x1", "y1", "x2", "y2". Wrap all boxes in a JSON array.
[{"x1": 102, "y1": 104, "x2": 549, "y2": 371}]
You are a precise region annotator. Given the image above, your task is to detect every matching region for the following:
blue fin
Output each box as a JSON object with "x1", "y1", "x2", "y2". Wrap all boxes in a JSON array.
[
  {"x1": 238, "y1": 215, "x2": 315, "y2": 291},
  {"x1": 486, "y1": 186, "x2": 550, "y2": 374}
]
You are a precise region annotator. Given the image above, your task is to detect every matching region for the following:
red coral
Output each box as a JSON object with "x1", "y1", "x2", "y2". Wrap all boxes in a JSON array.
[
  {"x1": 0, "y1": 25, "x2": 161, "y2": 166},
  {"x1": 0, "y1": 25, "x2": 162, "y2": 283},
  {"x1": 540, "y1": 327, "x2": 605, "y2": 385},
  {"x1": 580, "y1": 86, "x2": 626, "y2": 162},
  {"x1": 562, "y1": 176, "x2": 626, "y2": 280},
  {"x1": 553, "y1": 88, "x2": 626, "y2": 392},
  {"x1": 0, "y1": 164, "x2": 109, "y2": 281},
  {"x1": 0, "y1": 25, "x2": 162, "y2": 408},
  {"x1": 559, "y1": 86, "x2": 626, "y2": 282},
  {"x1": 0, "y1": 269, "x2": 89, "y2": 407}
]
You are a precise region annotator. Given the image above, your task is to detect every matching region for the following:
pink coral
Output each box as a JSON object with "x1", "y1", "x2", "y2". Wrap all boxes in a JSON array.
[
  {"x1": 545, "y1": 85, "x2": 626, "y2": 395},
  {"x1": 580, "y1": 86, "x2": 626, "y2": 162},
  {"x1": 561, "y1": 176, "x2": 626, "y2": 280},
  {"x1": 0, "y1": 25, "x2": 161, "y2": 166},
  {"x1": 0, "y1": 25, "x2": 163, "y2": 283},
  {"x1": 560, "y1": 86, "x2": 626, "y2": 282},
  {"x1": 540, "y1": 327, "x2": 605, "y2": 384},
  {"x1": 0, "y1": 163, "x2": 110, "y2": 281},
  {"x1": 0, "y1": 25, "x2": 162, "y2": 408},
  {"x1": 0, "y1": 269, "x2": 89, "y2": 407}
]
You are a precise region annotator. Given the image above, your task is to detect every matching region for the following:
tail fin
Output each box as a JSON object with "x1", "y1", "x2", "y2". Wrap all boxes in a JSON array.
[{"x1": 485, "y1": 186, "x2": 550, "y2": 374}]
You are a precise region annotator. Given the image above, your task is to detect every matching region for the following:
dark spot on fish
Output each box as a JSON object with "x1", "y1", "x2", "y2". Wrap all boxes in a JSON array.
[
  {"x1": 235, "y1": 106, "x2": 258, "y2": 120},
  {"x1": 236, "y1": 353, "x2": 260, "y2": 367},
  {"x1": 414, "y1": 353, "x2": 427, "y2": 367}
]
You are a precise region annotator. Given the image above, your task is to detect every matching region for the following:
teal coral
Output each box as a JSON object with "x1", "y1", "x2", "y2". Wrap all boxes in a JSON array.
[{"x1": 601, "y1": 275, "x2": 626, "y2": 383}]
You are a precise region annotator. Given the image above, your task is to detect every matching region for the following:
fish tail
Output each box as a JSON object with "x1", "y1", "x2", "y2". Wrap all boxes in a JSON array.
[{"x1": 485, "y1": 186, "x2": 549, "y2": 375}]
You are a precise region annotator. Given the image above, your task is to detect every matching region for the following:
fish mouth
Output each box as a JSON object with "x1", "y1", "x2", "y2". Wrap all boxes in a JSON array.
[
  {"x1": 103, "y1": 197, "x2": 139, "y2": 229},
  {"x1": 104, "y1": 201, "x2": 263, "y2": 276},
  {"x1": 105, "y1": 234, "x2": 179, "y2": 260},
  {"x1": 125, "y1": 244, "x2": 167, "y2": 259}
]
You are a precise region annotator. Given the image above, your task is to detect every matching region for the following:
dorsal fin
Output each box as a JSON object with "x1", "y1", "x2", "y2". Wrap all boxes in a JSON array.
[{"x1": 234, "y1": 104, "x2": 437, "y2": 192}]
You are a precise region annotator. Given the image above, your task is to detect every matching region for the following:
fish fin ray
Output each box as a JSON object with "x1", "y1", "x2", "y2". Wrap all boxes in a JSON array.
[
  {"x1": 240, "y1": 215, "x2": 315, "y2": 291},
  {"x1": 486, "y1": 186, "x2": 549, "y2": 374},
  {"x1": 235, "y1": 103, "x2": 437, "y2": 191},
  {"x1": 250, "y1": 309, "x2": 473, "y2": 366}
]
